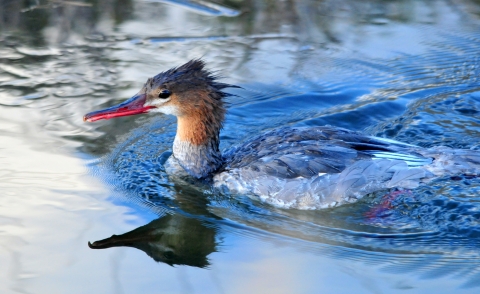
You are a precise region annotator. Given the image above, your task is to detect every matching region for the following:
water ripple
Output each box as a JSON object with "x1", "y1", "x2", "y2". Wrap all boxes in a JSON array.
[
  {"x1": 143, "y1": 0, "x2": 240, "y2": 17},
  {"x1": 75, "y1": 25, "x2": 480, "y2": 288}
]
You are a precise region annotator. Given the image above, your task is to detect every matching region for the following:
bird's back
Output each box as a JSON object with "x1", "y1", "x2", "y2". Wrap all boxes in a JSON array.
[{"x1": 214, "y1": 126, "x2": 442, "y2": 209}]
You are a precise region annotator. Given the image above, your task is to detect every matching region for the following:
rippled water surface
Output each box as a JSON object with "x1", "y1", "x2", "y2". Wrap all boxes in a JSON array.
[{"x1": 2, "y1": 0, "x2": 480, "y2": 293}]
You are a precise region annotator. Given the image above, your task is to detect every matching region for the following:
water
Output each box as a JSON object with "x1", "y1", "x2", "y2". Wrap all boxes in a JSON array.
[{"x1": 2, "y1": 0, "x2": 480, "y2": 292}]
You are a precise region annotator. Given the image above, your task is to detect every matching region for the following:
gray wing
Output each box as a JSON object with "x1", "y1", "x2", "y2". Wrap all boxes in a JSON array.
[{"x1": 221, "y1": 126, "x2": 432, "y2": 179}]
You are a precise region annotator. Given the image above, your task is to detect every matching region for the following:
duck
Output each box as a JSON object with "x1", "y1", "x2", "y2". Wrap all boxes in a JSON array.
[{"x1": 84, "y1": 59, "x2": 480, "y2": 209}]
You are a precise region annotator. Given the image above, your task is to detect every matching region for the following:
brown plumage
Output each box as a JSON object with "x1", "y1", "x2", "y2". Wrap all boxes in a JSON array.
[
  {"x1": 84, "y1": 60, "x2": 480, "y2": 209},
  {"x1": 147, "y1": 59, "x2": 230, "y2": 147}
]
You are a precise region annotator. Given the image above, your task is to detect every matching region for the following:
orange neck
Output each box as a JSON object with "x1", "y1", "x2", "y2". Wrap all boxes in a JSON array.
[
  {"x1": 172, "y1": 113, "x2": 224, "y2": 178},
  {"x1": 170, "y1": 90, "x2": 226, "y2": 178},
  {"x1": 175, "y1": 92, "x2": 225, "y2": 147},
  {"x1": 177, "y1": 115, "x2": 214, "y2": 146}
]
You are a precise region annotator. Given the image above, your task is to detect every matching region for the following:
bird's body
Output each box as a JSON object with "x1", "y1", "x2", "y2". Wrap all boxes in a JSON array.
[{"x1": 84, "y1": 60, "x2": 480, "y2": 209}]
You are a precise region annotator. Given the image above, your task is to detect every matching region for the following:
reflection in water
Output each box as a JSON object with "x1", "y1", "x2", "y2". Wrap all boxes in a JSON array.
[
  {"x1": 145, "y1": 0, "x2": 240, "y2": 17},
  {"x1": 2, "y1": 0, "x2": 480, "y2": 292},
  {"x1": 3, "y1": 0, "x2": 478, "y2": 47},
  {"x1": 89, "y1": 214, "x2": 217, "y2": 268}
]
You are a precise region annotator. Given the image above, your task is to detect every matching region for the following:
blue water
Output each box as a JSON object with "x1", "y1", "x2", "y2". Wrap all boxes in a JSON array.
[{"x1": 2, "y1": 0, "x2": 480, "y2": 293}]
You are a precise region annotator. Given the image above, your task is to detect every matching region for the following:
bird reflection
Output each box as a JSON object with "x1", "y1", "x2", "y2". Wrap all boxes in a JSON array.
[{"x1": 89, "y1": 213, "x2": 217, "y2": 268}]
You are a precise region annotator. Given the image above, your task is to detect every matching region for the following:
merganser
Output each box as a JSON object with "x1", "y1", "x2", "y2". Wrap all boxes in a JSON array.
[{"x1": 84, "y1": 59, "x2": 480, "y2": 209}]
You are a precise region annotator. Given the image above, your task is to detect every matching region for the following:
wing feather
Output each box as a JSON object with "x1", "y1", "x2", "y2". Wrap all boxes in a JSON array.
[{"x1": 222, "y1": 126, "x2": 432, "y2": 179}]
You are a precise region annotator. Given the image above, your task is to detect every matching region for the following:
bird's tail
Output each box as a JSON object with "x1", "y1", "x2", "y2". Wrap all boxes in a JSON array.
[{"x1": 418, "y1": 147, "x2": 480, "y2": 177}]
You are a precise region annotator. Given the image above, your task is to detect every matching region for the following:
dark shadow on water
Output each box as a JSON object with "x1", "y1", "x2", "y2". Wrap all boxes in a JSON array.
[
  {"x1": 89, "y1": 213, "x2": 217, "y2": 268},
  {"x1": 86, "y1": 179, "x2": 480, "y2": 288},
  {"x1": 3, "y1": 0, "x2": 479, "y2": 288}
]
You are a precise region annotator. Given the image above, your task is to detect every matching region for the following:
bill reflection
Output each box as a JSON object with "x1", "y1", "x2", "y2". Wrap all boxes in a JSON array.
[{"x1": 89, "y1": 213, "x2": 217, "y2": 268}]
